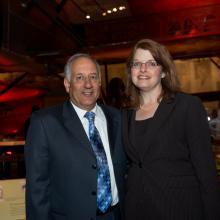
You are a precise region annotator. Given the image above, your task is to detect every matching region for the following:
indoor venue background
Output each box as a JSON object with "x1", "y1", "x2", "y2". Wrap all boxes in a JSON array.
[{"x1": 0, "y1": 0, "x2": 220, "y2": 180}]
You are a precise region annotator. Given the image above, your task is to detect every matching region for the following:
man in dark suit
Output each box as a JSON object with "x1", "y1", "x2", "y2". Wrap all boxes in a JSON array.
[{"x1": 25, "y1": 53, "x2": 126, "y2": 220}]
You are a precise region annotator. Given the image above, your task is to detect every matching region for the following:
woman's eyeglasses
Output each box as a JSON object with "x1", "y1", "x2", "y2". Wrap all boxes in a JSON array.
[{"x1": 130, "y1": 60, "x2": 159, "y2": 70}]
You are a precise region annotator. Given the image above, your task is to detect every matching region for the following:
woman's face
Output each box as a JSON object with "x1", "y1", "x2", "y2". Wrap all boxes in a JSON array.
[{"x1": 130, "y1": 48, "x2": 163, "y2": 93}]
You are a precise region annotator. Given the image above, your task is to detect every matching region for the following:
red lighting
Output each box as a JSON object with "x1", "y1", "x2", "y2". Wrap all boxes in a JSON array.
[
  {"x1": 128, "y1": 0, "x2": 220, "y2": 15},
  {"x1": 0, "y1": 82, "x2": 46, "y2": 102},
  {"x1": 0, "y1": 55, "x2": 14, "y2": 66},
  {"x1": 11, "y1": 129, "x2": 19, "y2": 134},
  {"x1": 6, "y1": 151, "x2": 13, "y2": 155},
  {"x1": 0, "y1": 81, "x2": 45, "y2": 136}
]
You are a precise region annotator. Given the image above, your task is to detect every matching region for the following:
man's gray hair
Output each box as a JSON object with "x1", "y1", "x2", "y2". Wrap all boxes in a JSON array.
[{"x1": 64, "y1": 53, "x2": 101, "y2": 80}]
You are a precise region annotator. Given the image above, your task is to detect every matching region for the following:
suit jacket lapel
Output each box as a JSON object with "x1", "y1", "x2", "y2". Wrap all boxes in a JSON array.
[{"x1": 62, "y1": 100, "x2": 95, "y2": 157}]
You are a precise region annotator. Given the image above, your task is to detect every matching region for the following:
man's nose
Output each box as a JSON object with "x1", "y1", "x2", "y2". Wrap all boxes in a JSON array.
[{"x1": 84, "y1": 77, "x2": 93, "y2": 87}]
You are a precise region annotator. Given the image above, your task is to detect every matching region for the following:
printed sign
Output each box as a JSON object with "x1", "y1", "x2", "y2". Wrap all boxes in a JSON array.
[{"x1": 0, "y1": 179, "x2": 25, "y2": 220}]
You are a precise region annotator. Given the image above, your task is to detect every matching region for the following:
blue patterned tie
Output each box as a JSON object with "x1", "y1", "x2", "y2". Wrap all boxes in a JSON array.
[{"x1": 84, "y1": 111, "x2": 112, "y2": 213}]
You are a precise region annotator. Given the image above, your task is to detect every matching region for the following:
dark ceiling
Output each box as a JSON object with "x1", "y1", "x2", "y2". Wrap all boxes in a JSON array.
[
  {"x1": 0, "y1": 0, "x2": 220, "y2": 74},
  {"x1": 1, "y1": 0, "x2": 220, "y2": 137}
]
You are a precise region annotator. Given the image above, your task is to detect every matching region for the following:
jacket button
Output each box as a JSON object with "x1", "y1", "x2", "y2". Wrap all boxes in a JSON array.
[
  {"x1": 92, "y1": 164, "x2": 97, "y2": 169},
  {"x1": 91, "y1": 191, "x2": 96, "y2": 195},
  {"x1": 138, "y1": 162, "x2": 142, "y2": 168}
]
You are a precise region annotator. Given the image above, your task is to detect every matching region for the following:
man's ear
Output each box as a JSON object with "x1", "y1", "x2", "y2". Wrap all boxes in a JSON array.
[{"x1": 64, "y1": 78, "x2": 70, "y2": 93}]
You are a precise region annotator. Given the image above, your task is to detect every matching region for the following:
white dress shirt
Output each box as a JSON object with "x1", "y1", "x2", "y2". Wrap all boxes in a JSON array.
[{"x1": 70, "y1": 101, "x2": 119, "y2": 205}]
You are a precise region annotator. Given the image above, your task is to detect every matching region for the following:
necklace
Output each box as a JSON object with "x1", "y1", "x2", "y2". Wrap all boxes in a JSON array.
[
  {"x1": 139, "y1": 102, "x2": 158, "y2": 111},
  {"x1": 138, "y1": 102, "x2": 159, "y2": 120}
]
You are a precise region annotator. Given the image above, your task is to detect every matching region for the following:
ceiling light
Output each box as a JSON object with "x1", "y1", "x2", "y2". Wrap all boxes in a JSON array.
[
  {"x1": 101, "y1": 5, "x2": 126, "y2": 17},
  {"x1": 86, "y1": 15, "x2": 91, "y2": 19},
  {"x1": 119, "y1": 6, "x2": 126, "y2": 10},
  {"x1": 20, "y1": 0, "x2": 31, "y2": 8}
]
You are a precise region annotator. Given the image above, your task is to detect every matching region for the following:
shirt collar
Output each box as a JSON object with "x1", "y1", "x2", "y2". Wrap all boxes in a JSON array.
[{"x1": 70, "y1": 101, "x2": 99, "y2": 120}]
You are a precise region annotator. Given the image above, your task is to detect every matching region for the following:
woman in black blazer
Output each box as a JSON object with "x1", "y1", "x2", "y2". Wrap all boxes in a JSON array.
[{"x1": 122, "y1": 39, "x2": 220, "y2": 220}]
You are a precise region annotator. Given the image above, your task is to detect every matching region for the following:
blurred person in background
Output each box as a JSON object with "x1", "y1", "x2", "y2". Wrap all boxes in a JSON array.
[{"x1": 106, "y1": 77, "x2": 129, "y2": 109}]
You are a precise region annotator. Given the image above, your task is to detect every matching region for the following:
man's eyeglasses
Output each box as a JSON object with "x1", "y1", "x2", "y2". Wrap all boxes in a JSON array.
[
  {"x1": 130, "y1": 60, "x2": 159, "y2": 70},
  {"x1": 73, "y1": 73, "x2": 99, "y2": 83}
]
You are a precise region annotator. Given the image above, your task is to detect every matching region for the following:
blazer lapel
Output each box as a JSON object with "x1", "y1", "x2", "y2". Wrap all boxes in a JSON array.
[
  {"x1": 101, "y1": 105, "x2": 118, "y2": 157},
  {"x1": 141, "y1": 97, "x2": 176, "y2": 158},
  {"x1": 62, "y1": 100, "x2": 95, "y2": 157},
  {"x1": 122, "y1": 109, "x2": 140, "y2": 161}
]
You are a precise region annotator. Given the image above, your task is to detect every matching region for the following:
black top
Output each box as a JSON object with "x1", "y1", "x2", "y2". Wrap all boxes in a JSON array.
[{"x1": 131, "y1": 118, "x2": 152, "y2": 154}]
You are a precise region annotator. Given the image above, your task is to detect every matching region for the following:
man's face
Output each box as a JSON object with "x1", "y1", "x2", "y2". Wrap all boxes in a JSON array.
[{"x1": 64, "y1": 57, "x2": 101, "y2": 111}]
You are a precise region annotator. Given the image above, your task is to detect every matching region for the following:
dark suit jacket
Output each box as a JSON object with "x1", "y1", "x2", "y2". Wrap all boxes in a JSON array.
[
  {"x1": 25, "y1": 100, "x2": 126, "y2": 220},
  {"x1": 122, "y1": 92, "x2": 220, "y2": 220}
]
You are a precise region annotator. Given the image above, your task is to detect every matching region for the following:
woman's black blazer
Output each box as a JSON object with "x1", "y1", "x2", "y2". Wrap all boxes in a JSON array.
[{"x1": 122, "y1": 92, "x2": 220, "y2": 220}]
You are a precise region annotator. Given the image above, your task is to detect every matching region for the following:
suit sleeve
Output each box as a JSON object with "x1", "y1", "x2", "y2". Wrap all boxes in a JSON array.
[
  {"x1": 25, "y1": 113, "x2": 50, "y2": 220},
  {"x1": 185, "y1": 96, "x2": 220, "y2": 220}
]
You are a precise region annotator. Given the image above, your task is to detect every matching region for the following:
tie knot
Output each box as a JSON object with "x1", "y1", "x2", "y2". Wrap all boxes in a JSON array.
[{"x1": 84, "y1": 111, "x2": 95, "y2": 123}]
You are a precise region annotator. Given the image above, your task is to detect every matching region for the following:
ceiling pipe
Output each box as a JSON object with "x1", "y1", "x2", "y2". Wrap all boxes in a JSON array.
[{"x1": 0, "y1": 72, "x2": 28, "y2": 96}]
